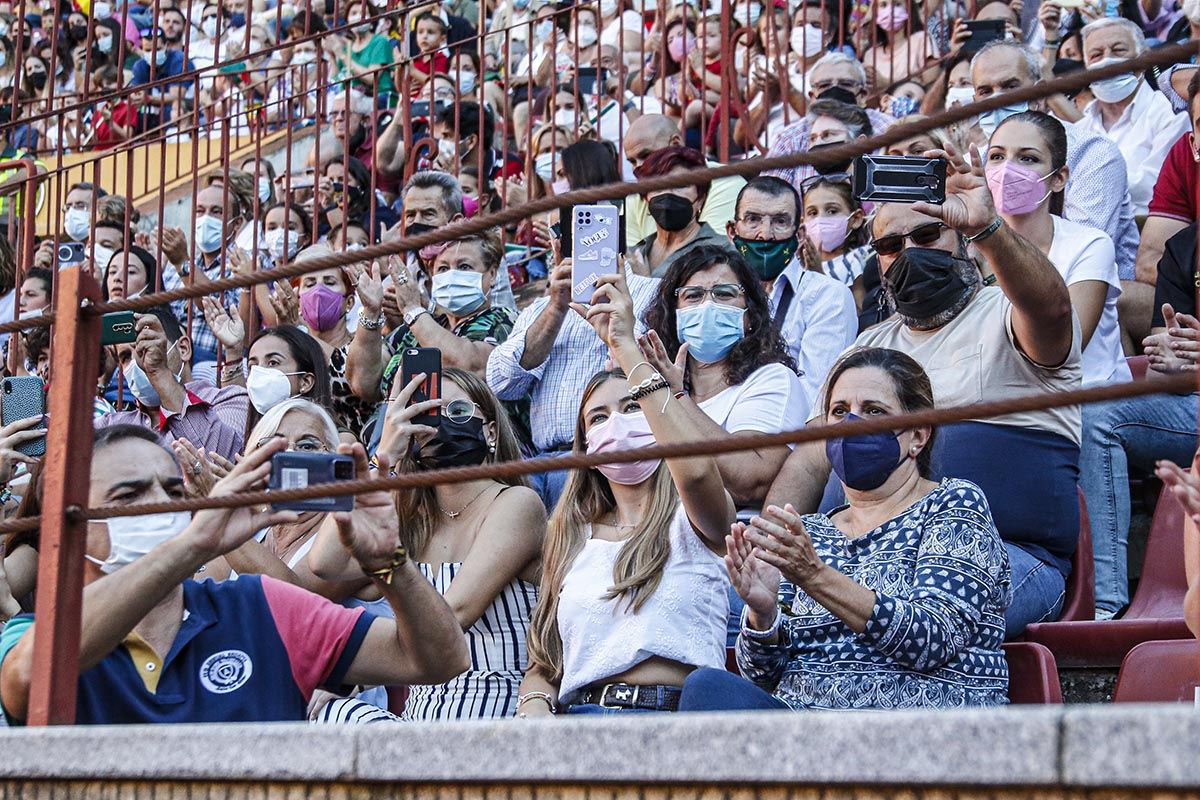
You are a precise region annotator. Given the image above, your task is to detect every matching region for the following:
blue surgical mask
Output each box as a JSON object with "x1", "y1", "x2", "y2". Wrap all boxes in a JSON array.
[
  {"x1": 122, "y1": 341, "x2": 181, "y2": 408},
  {"x1": 194, "y1": 213, "x2": 226, "y2": 254},
  {"x1": 229, "y1": 11, "x2": 246, "y2": 27},
  {"x1": 431, "y1": 269, "x2": 486, "y2": 315},
  {"x1": 675, "y1": 301, "x2": 745, "y2": 363},
  {"x1": 152, "y1": 49, "x2": 168, "y2": 66},
  {"x1": 825, "y1": 413, "x2": 905, "y2": 491},
  {"x1": 977, "y1": 99, "x2": 1028, "y2": 140}
]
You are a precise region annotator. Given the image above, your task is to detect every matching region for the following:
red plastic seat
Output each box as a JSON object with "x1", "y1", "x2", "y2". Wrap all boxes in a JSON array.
[
  {"x1": 1057, "y1": 489, "x2": 1096, "y2": 622},
  {"x1": 1127, "y1": 355, "x2": 1149, "y2": 382},
  {"x1": 1003, "y1": 642, "x2": 1063, "y2": 704},
  {"x1": 1113, "y1": 639, "x2": 1200, "y2": 703},
  {"x1": 1025, "y1": 488, "x2": 1193, "y2": 667}
]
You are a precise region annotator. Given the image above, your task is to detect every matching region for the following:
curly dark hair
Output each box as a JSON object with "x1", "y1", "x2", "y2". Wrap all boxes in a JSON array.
[{"x1": 644, "y1": 244, "x2": 795, "y2": 388}]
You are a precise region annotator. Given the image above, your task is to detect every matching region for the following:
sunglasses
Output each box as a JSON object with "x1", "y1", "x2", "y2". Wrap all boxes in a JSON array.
[
  {"x1": 870, "y1": 222, "x2": 946, "y2": 257},
  {"x1": 445, "y1": 398, "x2": 481, "y2": 424},
  {"x1": 800, "y1": 172, "x2": 852, "y2": 193}
]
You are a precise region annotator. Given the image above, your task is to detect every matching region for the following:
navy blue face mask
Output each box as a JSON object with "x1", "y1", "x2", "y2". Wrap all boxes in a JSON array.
[{"x1": 825, "y1": 413, "x2": 906, "y2": 491}]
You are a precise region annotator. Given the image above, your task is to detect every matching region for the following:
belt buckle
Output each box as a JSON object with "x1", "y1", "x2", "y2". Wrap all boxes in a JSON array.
[{"x1": 599, "y1": 683, "x2": 638, "y2": 709}]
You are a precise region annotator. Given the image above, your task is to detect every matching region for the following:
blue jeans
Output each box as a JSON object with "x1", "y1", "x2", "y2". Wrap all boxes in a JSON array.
[
  {"x1": 1005, "y1": 542, "x2": 1065, "y2": 638},
  {"x1": 529, "y1": 453, "x2": 570, "y2": 512},
  {"x1": 1079, "y1": 393, "x2": 1198, "y2": 617},
  {"x1": 677, "y1": 668, "x2": 790, "y2": 712}
]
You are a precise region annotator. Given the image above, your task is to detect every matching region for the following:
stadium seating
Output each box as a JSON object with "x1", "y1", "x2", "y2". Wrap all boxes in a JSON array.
[
  {"x1": 1002, "y1": 642, "x2": 1063, "y2": 704},
  {"x1": 1112, "y1": 639, "x2": 1200, "y2": 703}
]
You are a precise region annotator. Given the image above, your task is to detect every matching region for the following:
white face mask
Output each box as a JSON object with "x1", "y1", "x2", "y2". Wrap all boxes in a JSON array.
[
  {"x1": 1185, "y1": 0, "x2": 1200, "y2": 24},
  {"x1": 790, "y1": 23, "x2": 824, "y2": 58},
  {"x1": 600, "y1": 0, "x2": 619, "y2": 17},
  {"x1": 458, "y1": 70, "x2": 477, "y2": 93},
  {"x1": 437, "y1": 137, "x2": 460, "y2": 162},
  {"x1": 534, "y1": 151, "x2": 556, "y2": 181},
  {"x1": 554, "y1": 108, "x2": 577, "y2": 126},
  {"x1": 945, "y1": 85, "x2": 976, "y2": 109},
  {"x1": 202, "y1": 17, "x2": 218, "y2": 38},
  {"x1": 94, "y1": 1, "x2": 113, "y2": 19},
  {"x1": 64, "y1": 206, "x2": 91, "y2": 241},
  {"x1": 1089, "y1": 57, "x2": 1140, "y2": 103},
  {"x1": 194, "y1": 213, "x2": 226, "y2": 254},
  {"x1": 257, "y1": 176, "x2": 272, "y2": 202},
  {"x1": 90, "y1": 242, "x2": 116, "y2": 271},
  {"x1": 292, "y1": 49, "x2": 316, "y2": 65},
  {"x1": 575, "y1": 23, "x2": 598, "y2": 47},
  {"x1": 266, "y1": 227, "x2": 300, "y2": 261},
  {"x1": 246, "y1": 365, "x2": 301, "y2": 414},
  {"x1": 85, "y1": 511, "x2": 193, "y2": 574}
]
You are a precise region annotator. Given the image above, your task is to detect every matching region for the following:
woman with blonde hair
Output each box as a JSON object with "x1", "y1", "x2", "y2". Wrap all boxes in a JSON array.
[
  {"x1": 517, "y1": 263, "x2": 735, "y2": 716},
  {"x1": 309, "y1": 367, "x2": 545, "y2": 720}
]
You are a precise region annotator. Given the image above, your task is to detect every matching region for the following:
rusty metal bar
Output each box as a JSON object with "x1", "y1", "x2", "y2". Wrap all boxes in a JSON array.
[{"x1": 26, "y1": 266, "x2": 103, "y2": 727}]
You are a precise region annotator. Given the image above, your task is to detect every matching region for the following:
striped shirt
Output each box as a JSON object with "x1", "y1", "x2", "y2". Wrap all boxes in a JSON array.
[
  {"x1": 94, "y1": 380, "x2": 248, "y2": 462},
  {"x1": 401, "y1": 561, "x2": 537, "y2": 721},
  {"x1": 486, "y1": 272, "x2": 660, "y2": 452}
]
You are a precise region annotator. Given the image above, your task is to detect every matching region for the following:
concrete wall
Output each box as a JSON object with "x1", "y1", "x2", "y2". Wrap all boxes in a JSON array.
[{"x1": 0, "y1": 706, "x2": 1197, "y2": 797}]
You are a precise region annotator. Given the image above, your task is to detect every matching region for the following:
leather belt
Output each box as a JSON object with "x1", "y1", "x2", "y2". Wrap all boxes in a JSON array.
[{"x1": 578, "y1": 683, "x2": 682, "y2": 711}]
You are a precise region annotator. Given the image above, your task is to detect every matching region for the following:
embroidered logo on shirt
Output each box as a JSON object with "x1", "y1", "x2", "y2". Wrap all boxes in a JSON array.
[{"x1": 199, "y1": 650, "x2": 254, "y2": 694}]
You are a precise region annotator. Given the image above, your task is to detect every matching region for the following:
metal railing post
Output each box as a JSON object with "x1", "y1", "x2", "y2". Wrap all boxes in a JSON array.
[{"x1": 26, "y1": 267, "x2": 103, "y2": 727}]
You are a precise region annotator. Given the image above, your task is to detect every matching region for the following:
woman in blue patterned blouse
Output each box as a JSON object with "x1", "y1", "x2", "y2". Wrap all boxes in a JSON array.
[{"x1": 678, "y1": 347, "x2": 1012, "y2": 710}]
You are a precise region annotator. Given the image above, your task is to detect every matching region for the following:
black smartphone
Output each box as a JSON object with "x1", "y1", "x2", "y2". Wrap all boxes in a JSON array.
[
  {"x1": 269, "y1": 451, "x2": 356, "y2": 512},
  {"x1": 100, "y1": 311, "x2": 138, "y2": 345},
  {"x1": 1, "y1": 376, "x2": 46, "y2": 458},
  {"x1": 852, "y1": 155, "x2": 946, "y2": 204},
  {"x1": 399, "y1": 347, "x2": 442, "y2": 427},
  {"x1": 57, "y1": 241, "x2": 85, "y2": 267},
  {"x1": 409, "y1": 100, "x2": 445, "y2": 119},
  {"x1": 576, "y1": 66, "x2": 609, "y2": 97},
  {"x1": 960, "y1": 19, "x2": 1006, "y2": 54}
]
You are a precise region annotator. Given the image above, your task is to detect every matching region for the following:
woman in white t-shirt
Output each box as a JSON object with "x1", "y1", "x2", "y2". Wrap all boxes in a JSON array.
[
  {"x1": 985, "y1": 111, "x2": 1129, "y2": 387},
  {"x1": 642, "y1": 244, "x2": 807, "y2": 508},
  {"x1": 518, "y1": 264, "x2": 734, "y2": 716}
]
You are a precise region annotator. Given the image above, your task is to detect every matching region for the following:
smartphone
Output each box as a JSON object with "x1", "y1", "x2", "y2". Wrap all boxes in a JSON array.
[
  {"x1": 268, "y1": 451, "x2": 355, "y2": 512},
  {"x1": 57, "y1": 241, "x2": 85, "y2": 267},
  {"x1": 409, "y1": 100, "x2": 446, "y2": 119},
  {"x1": 1, "y1": 376, "x2": 46, "y2": 458},
  {"x1": 100, "y1": 311, "x2": 138, "y2": 345},
  {"x1": 399, "y1": 347, "x2": 442, "y2": 427},
  {"x1": 550, "y1": 220, "x2": 572, "y2": 259},
  {"x1": 960, "y1": 19, "x2": 1006, "y2": 54},
  {"x1": 576, "y1": 66, "x2": 609, "y2": 97},
  {"x1": 571, "y1": 204, "x2": 622, "y2": 303},
  {"x1": 852, "y1": 155, "x2": 946, "y2": 204}
]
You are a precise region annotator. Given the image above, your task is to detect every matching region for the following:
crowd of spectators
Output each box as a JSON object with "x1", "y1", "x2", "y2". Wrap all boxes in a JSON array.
[{"x1": 0, "y1": 0, "x2": 1198, "y2": 725}]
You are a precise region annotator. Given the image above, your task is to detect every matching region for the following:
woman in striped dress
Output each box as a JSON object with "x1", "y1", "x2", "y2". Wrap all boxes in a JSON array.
[{"x1": 307, "y1": 367, "x2": 545, "y2": 720}]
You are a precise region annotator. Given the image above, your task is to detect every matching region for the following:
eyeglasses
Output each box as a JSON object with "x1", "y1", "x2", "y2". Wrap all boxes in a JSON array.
[
  {"x1": 800, "y1": 172, "x2": 852, "y2": 193},
  {"x1": 675, "y1": 283, "x2": 746, "y2": 307},
  {"x1": 810, "y1": 78, "x2": 863, "y2": 93},
  {"x1": 254, "y1": 434, "x2": 329, "y2": 453},
  {"x1": 736, "y1": 212, "x2": 796, "y2": 236},
  {"x1": 870, "y1": 222, "x2": 946, "y2": 256},
  {"x1": 445, "y1": 398, "x2": 481, "y2": 424}
]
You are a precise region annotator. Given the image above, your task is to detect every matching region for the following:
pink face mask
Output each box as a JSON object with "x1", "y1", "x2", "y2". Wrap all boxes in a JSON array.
[
  {"x1": 875, "y1": 5, "x2": 909, "y2": 31},
  {"x1": 668, "y1": 33, "x2": 696, "y2": 63},
  {"x1": 806, "y1": 215, "x2": 851, "y2": 253},
  {"x1": 986, "y1": 160, "x2": 1053, "y2": 216},
  {"x1": 585, "y1": 409, "x2": 662, "y2": 485},
  {"x1": 551, "y1": 177, "x2": 571, "y2": 195},
  {"x1": 299, "y1": 283, "x2": 346, "y2": 332}
]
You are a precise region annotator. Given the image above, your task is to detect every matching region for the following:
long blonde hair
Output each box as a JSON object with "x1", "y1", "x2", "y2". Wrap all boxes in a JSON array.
[
  {"x1": 526, "y1": 371, "x2": 679, "y2": 683},
  {"x1": 395, "y1": 368, "x2": 526, "y2": 558}
]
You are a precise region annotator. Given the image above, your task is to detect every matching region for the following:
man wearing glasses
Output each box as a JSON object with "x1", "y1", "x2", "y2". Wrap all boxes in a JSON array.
[
  {"x1": 764, "y1": 53, "x2": 895, "y2": 193},
  {"x1": 765, "y1": 145, "x2": 1083, "y2": 641},
  {"x1": 726, "y1": 175, "x2": 857, "y2": 415}
]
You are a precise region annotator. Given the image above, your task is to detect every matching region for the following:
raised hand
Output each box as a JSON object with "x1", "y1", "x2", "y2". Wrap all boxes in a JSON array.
[
  {"x1": 637, "y1": 329, "x2": 688, "y2": 394},
  {"x1": 172, "y1": 437, "x2": 219, "y2": 498},
  {"x1": 0, "y1": 416, "x2": 44, "y2": 484},
  {"x1": 353, "y1": 260, "x2": 385, "y2": 317},
  {"x1": 571, "y1": 256, "x2": 637, "y2": 351},
  {"x1": 1156, "y1": 449, "x2": 1200, "y2": 527},
  {"x1": 201, "y1": 295, "x2": 247, "y2": 351},
  {"x1": 743, "y1": 503, "x2": 826, "y2": 589},
  {"x1": 270, "y1": 279, "x2": 302, "y2": 327},
  {"x1": 332, "y1": 443, "x2": 402, "y2": 571},
  {"x1": 182, "y1": 437, "x2": 300, "y2": 560},
  {"x1": 376, "y1": 371, "x2": 442, "y2": 465},
  {"x1": 159, "y1": 226, "x2": 189, "y2": 267},
  {"x1": 911, "y1": 141, "x2": 996, "y2": 238},
  {"x1": 725, "y1": 522, "x2": 782, "y2": 621},
  {"x1": 133, "y1": 313, "x2": 171, "y2": 374}
]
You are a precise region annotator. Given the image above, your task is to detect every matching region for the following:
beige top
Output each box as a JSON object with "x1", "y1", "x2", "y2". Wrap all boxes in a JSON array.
[{"x1": 830, "y1": 287, "x2": 1083, "y2": 446}]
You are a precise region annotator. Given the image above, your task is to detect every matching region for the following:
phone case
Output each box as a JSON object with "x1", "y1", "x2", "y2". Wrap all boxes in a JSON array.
[
  {"x1": 853, "y1": 155, "x2": 946, "y2": 204},
  {"x1": 100, "y1": 311, "x2": 138, "y2": 346},
  {"x1": 571, "y1": 204, "x2": 621, "y2": 303},
  {"x1": 268, "y1": 451, "x2": 355, "y2": 512},
  {"x1": 400, "y1": 347, "x2": 442, "y2": 427},
  {"x1": 1, "y1": 377, "x2": 46, "y2": 458},
  {"x1": 961, "y1": 19, "x2": 1006, "y2": 53}
]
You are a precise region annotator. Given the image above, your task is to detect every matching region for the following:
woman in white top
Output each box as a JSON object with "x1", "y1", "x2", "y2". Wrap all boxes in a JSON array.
[
  {"x1": 518, "y1": 262, "x2": 735, "y2": 716},
  {"x1": 986, "y1": 111, "x2": 1129, "y2": 387},
  {"x1": 642, "y1": 244, "x2": 807, "y2": 507}
]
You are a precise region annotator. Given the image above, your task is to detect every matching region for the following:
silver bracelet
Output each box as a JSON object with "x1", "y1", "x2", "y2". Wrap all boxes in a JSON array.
[{"x1": 516, "y1": 691, "x2": 557, "y2": 714}]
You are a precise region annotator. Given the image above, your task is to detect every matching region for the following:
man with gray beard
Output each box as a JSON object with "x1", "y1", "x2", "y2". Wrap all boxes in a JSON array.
[{"x1": 765, "y1": 144, "x2": 1082, "y2": 640}]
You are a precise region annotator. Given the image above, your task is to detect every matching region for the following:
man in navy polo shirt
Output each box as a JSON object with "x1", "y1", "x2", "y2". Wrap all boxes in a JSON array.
[
  {"x1": 0, "y1": 425, "x2": 468, "y2": 724},
  {"x1": 130, "y1": 26, "x2": 194, "y2": 126}
]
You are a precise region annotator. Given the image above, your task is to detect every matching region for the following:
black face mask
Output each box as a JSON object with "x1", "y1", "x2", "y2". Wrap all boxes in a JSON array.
[
  {"x1": 26, "y1": 71, "x2": 47, "y2": 91},
  {"x1": 883, "y1": 247, "x2": 972, "y2": 320},
  {"x1": 648, "y1": 193, "x2": 695, "y2": 232},
  {"x1": 415, "y1": 417, "x2": 491, "y2": 470},
  {"x1": 69, "y1": 23, "x2": 89, "y2": 41},
  {"x1": 807, "y1": 141, "x2": 853, "y2": 175},
  {"x1": 405, "y1": 221, "x2": 436, "y2": 238},
  {"x1": 816, "y1": 85, "x2": 859, "y2": 106}
]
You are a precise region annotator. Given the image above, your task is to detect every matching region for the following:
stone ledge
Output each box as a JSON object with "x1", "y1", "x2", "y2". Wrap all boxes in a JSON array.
[
  {"x1": 1061, "y1": 705, "x2": 1200, "y2": 787},
  {"x1": 0, "y1": 706, "x2": 1193, "y2": 788}
]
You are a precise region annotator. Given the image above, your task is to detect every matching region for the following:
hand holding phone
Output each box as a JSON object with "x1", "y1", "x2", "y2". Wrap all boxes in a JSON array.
[
  {"x1": 399, "y1": 348, "x2": 442, "y2": 427},
  {"x1": 1, "y1": 377, "x2": 46, "y2": 458},
  {"x1": 268, "y1": 451, "x2": 356, "y2": 512},
  {"x1": 853, "y1": 155, "x2": 947, "y2": 204},
  {"x1": 571, "y1": 204, "x2": 621, "y2": 303}
]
